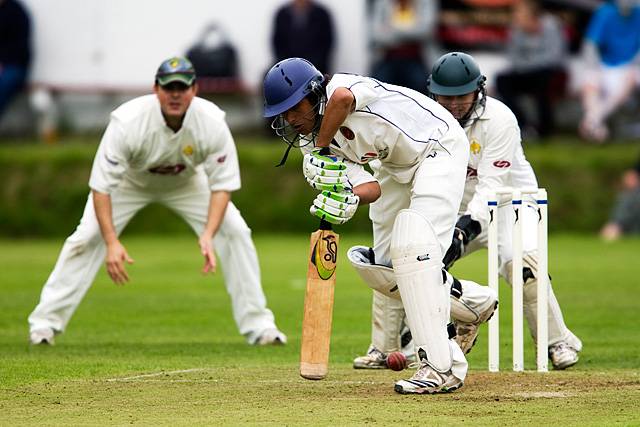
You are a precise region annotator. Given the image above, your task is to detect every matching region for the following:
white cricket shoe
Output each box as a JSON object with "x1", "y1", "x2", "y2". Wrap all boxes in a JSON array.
[
  {"x1": 394, "y1": 363, "x2": 463, "y2": 394},
  {"x1": 353, "y1": 345, "x2": 387, "y2": 369},
  {"x1": 255, "y1": 328, "x2": 287, "y2": 346},
  {"x1": 455, "y1": 300, "x2": 498, "y2": 354},
  {"x1": 30, "y1": 328, "x2": 55, "y2": 346},
  {"x1": 549, "y1": 341, "x2": 579, "y2": 370}
]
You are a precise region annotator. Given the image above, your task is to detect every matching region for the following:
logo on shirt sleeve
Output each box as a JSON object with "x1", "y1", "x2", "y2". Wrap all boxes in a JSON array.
[
  {"x1": 217, "y1": 155, "x2": 227, "y2": 163},
  {"x1": 339, "y1": 126, "x2": 355, "y2": 140},
  {"x1": 492, "y1": 160, "x2": 511, "y2": 168}
]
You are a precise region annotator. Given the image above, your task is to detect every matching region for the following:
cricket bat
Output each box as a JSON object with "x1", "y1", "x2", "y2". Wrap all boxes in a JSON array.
[
  {"x1": 299, "y1": 145, "x2": 342, "y2": 380},
  {"x1": 300, "y1": 218, "x2": 339, "y2": 380}
]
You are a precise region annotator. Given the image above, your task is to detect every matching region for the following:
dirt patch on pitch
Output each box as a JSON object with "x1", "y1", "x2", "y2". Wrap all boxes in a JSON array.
[{"x1": 447, "y1": 370, "x2": 640, "y2": 402}]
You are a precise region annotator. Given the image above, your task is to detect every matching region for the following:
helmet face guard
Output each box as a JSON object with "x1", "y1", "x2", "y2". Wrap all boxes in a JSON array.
[
  {"x1": 427, "y1": 52, "x2": 487, "y2": 127},
  {"x1": 263, "y1": 58, "x2": 326, "y2": 165}
]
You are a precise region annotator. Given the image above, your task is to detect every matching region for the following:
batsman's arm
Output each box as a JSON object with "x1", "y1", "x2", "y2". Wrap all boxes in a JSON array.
[
  {"x1": 315, "y1": 87, "x2": 355, "y2": 148},
  {"x1": 353, "y1": 181, "x2": 381, "y2": 205}
]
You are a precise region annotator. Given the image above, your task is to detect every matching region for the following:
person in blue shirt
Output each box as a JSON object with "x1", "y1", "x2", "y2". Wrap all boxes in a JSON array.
[{"x1": 579, "y1": 0, "x2": 640, "y2": 142}]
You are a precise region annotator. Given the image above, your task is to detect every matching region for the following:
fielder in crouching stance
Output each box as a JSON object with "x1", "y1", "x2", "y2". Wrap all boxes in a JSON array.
[
  {"x1": 29, "y1": 57, "x2": 286, "y2": 347},
  {"x1": 355, "y1": 52, "x2": 582, "y2": 371},
  {"x1": 264, "y1": 57, "x2": 470, "y2": 394}
]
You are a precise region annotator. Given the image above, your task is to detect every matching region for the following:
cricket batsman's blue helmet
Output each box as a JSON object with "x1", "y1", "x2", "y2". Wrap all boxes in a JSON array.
[{"x1": 263, "y1": 58, "x2": 324, "y2": 118}]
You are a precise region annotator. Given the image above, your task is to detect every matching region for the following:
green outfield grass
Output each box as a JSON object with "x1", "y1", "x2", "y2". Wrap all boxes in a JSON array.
[{"x1": 1, "y1": 233, "x2": 639, "y2": 426}]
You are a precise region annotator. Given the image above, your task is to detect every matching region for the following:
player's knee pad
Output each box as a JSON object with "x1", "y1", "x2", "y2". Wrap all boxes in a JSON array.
[
  {"x1": 390, "y1": 209, "x2": 451, "y2": 372},
  {"x1": 446, "y1": 271, "x2": 498, "y2": 324},
  {"x1": 347, "y1": 246, "x2": 401, "y2": 301}
]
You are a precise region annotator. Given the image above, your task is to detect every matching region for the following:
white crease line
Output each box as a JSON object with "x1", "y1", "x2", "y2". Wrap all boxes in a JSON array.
[
  {"x1": 106, "y1": 368, "x2": 207, "y2": 382},
  {"x1": 106, "y1": 375, "x2": 389, "y2": 385}
]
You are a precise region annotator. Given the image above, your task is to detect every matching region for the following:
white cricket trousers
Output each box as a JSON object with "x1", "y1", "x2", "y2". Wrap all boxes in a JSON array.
[
  {"x1": 369, "y1": 127, "x2": 470, "y2": 379},
  {"x1": 28, "y1": 172, "x2": 278, "y2": 343}
]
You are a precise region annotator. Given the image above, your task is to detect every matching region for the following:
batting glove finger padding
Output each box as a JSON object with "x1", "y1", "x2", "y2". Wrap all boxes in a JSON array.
[
  {"x1": 303, "y1": 150, "x2": 352, "y2": 191},
  {"x1": 310, "y1": 191, "x2": 360, "y2": 225}
]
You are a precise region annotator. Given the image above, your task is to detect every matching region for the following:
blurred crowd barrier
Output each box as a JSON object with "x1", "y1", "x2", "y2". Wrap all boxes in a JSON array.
[{"x1": 1, "y1": 0, "x2": 639, "y2": 141}]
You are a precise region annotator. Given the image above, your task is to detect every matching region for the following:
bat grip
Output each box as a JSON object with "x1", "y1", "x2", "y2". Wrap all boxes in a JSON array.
[{"x1": 317, "y1": 146, "x2": 334, "y2": 231}]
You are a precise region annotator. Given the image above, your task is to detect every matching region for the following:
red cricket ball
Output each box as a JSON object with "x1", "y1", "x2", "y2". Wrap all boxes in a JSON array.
[{"x1": 386, "y1": 351, "x2": 408, "y2": 371}]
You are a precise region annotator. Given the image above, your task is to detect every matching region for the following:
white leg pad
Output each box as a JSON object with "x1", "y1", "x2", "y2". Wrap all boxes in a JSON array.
[{"x1": 390, "y1": 209, "x2": 452, "y2": 373}]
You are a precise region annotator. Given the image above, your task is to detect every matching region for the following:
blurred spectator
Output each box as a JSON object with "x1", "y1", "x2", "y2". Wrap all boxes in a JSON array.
[
  {"x1": 0, "y1": 0, "x2": 31, "y2": 120},
  {"x1": 600, "y1": 154, "x2": 640, "y2": 241},
  {"x1": 369, "y1": 0, "x2": 438, "y2": 94},
  {"x1": 187, "y1": 23, "x2": 239, "y2": 80},
  {"x1": 495, "y1": 0, "x2": 567, "y2": 139},
  {"x1": 579, "y1": 0, "x2": 640, "y2": 143},
  {"x1": 271, "y1": 0, "x2": 335, "y2": 73}
]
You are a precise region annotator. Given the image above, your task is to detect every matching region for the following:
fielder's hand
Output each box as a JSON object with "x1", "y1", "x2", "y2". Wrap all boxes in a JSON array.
[
  {"x1": 198, "y1": 234, "x2": 217, "y2": 274},
  {"x1": 310, "y1": 191, "x2": 360, "y2": 225},
  {"x1": 105, "y1": 240, "x2": 134, "y2": 285},
  {"x1": 303, "y1": 149, "x2": 352, "y2": 192}
]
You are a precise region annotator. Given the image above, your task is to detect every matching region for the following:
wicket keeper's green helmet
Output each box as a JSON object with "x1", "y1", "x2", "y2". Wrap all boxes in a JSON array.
[{"x1": 427, "y1": 52, "x2": 486, "y2": 96}]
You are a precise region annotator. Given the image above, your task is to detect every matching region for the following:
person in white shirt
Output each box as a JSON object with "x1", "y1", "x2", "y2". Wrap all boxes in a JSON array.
[
  {"x1": 354, "y1": 52, "x2": 582, "y2": 371},
  {"x1": 28, "y1": 57, "x2": 286, "y2": 347},
  {"x1": 263, "y1": 57, "x2": 470, "y2": 394}
]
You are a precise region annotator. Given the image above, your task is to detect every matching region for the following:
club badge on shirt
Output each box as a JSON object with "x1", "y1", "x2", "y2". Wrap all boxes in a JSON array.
[
  {"x1": 183, "y1": 145, "x2": 194, "y2": 156},
  {"x1": 470, "y1": 138, "x2": 481, "y2": 155}
]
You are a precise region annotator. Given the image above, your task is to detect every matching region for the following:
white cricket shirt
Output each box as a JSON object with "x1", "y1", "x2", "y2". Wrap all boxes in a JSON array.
[
  {"x1": 324, "y1": 73, "x2": 460, "y2": 184},
  {"x1": 461, "y1": 96, "x2": 539, "y2": 226},
  {"x1": 89, "y1": 95, "x2": 241, "y2": 194}
]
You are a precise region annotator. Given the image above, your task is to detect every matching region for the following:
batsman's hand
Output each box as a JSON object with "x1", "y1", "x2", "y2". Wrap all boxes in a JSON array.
[
  {"x1": 310, "y1": 191, "x2": 360, "y2": 225},
  {"x1": 198, "y1": 234, "x2": 217, "y2": 274},
  {"x1": 303, "y1": 149, "x2": 352, "y2": 192},
  {"x1": 105, "y1": 240, "x2": 134, "y2": 285}
]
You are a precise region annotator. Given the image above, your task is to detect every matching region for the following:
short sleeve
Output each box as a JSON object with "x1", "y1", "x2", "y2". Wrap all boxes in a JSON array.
[{"x1": 89, "y1": 118, "x2": 129, "y2": 194}]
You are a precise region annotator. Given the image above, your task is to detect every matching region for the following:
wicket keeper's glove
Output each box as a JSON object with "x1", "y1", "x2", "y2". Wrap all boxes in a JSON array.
[
  {"x1": 303, "y1": 149, "x2": 352, "y2": 192},
  {"x1": 310, "y1": 191, "x2": 360, "y2": 225},
  {"x1": 443, "y1": 215, "x2": 481, "y2": 270}
]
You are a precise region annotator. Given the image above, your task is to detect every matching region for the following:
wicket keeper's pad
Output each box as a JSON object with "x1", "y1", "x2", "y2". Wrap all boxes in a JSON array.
[{"x1": 390, "y1": 209, "x2": 452, "y2": 373}]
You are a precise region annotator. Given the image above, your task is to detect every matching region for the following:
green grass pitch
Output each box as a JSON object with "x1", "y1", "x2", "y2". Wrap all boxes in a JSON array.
[{"x1": 1, "y1": 233, "x2": 639, "y2": 425}]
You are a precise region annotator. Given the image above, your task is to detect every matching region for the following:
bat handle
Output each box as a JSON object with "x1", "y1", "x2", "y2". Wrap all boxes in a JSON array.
[
  {"x1": 317, "y1": 146, "x2": 334, "y2": 231},
  {"x1": 319, "y1": 219, "x2": 333, "y2": 230}
]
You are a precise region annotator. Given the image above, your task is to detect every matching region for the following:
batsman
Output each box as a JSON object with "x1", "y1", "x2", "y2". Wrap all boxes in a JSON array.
[
  {"x1": 354, "y1": 52, "x2": 582, "y2": 371},
  {"x1": 264, "y1": 58, "x2": 470, "y2": 394}
]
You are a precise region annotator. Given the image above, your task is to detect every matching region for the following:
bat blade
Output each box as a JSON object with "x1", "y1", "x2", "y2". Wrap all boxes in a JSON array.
[{"x1": 300, "y1": 225, "x2": 339, "y2": 380}]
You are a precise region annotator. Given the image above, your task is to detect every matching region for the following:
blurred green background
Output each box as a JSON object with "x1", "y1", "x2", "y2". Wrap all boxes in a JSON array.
[{"x1": 0, "y1": 135, "x2": 636, "y2": 237}]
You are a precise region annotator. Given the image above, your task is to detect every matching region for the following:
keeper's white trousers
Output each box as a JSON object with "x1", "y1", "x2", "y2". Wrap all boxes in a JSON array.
[
  {"x1": 464, "y1": 200, "x2": 581, "y2": 348},
  {"x1": 28, "y1": 172, "x2": 278, "y2": 343}
]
